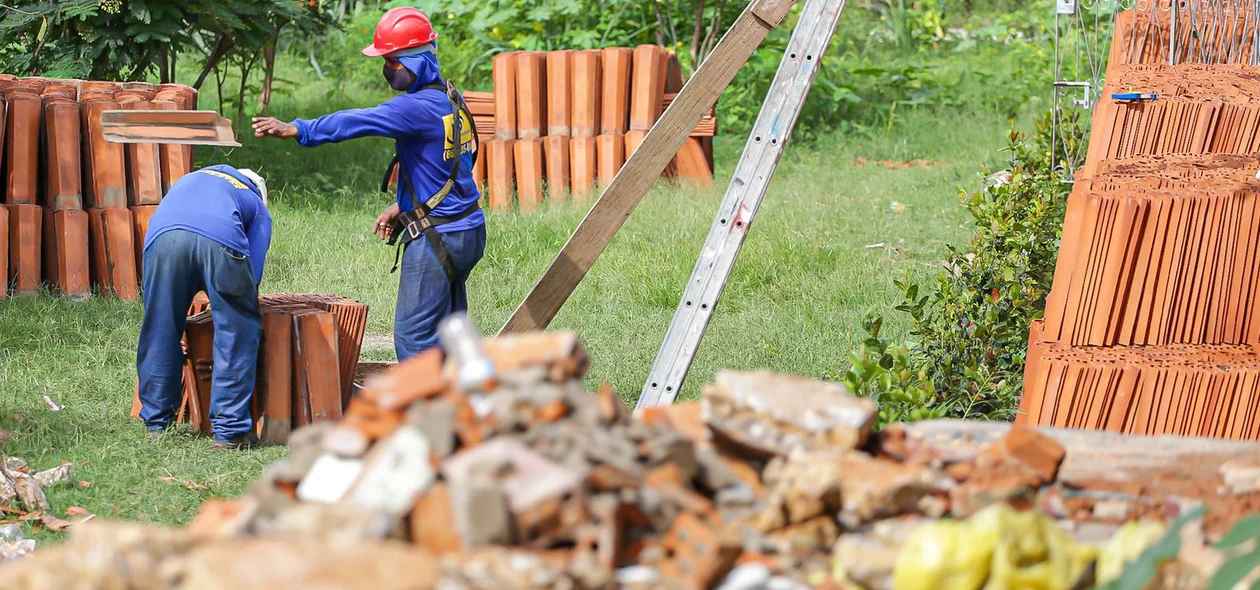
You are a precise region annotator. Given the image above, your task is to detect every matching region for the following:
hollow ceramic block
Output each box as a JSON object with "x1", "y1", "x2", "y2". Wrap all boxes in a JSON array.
[
  {"x1": 665, "y1": 51, "x2": 684, "y2": 93},
  {"x1": 80, "y1": 100, "x2": 128, "y2": 209},
  {"x1": 630, "y1": 45, "x2": 665, "y2": 131},
  {"x1": 570, "y1": 50, "x2": 601, "y2": 138},
  {"x1": 543, "y1": 135, "x2": 571, "y2": 203},
  {"x1": 7, "y1": 204, "x2": 41, "y2": 295},
  {"x1": 42, "y1": 208, "x2": 90, "y2": 297},
  {"x1": 569, "y1": 137, "x2": 598, "y2": 202},
  {"x1": 5, "y1": 94, "x2": 40, "y2": 205},
  {"x1": 514, "y1": 139, "x2": 545, "y2": 213},
  {"x1": 87, "y1": 207, "x2": 138, "y2": 300},
  {"x1": 624, "y1": 129, "x2": 647, "y2": 158},
  {"x1": 0, "y1": 206, "x2": 7, "y2": 298},
  {"x1": 673, "y1": 137, "x2": 713, "y2": 187},
  {"x1": 492, "y1": 52, "x2": 518, "y2": 140},
  {"x1": 297, "y1": 311, "x2": 342, "y2": 423},
  {"x1": 131, "y1": 205, "x2": 158, "y2": 275},
  {"x1": 124, "y1": 100, "x2": 164, "y2": 206},
  {"x1": 472, "y1": 145, "x2": 488, "y2": 192},
  {"x1": 42, "y1": 100, "x2": 83, "y2": 211},
  {"x1": 486, "y1": 139, "x2": 516, "y2": 212},
  {"x1": 260, "y1": 310, "x2": 293, "y2": 444},
  {"x1": 514, "y1": 52, "x2": 547, "y2": 140},
  {"x1": 546, "y1": 50, "x2": 572, "y2": 137},
  {"x1": 600, "y1": 48, "x2": 633, "y2": 135},
  {"x1": 596, "y1": 134, "x2": 625, "y2": 187},
  {"x1": 151, "y1": 99, "x2": 192, "y2": 193}
]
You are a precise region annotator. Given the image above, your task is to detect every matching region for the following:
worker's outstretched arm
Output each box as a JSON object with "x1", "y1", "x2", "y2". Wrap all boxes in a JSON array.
[
  {"x1": 252, "y1": 97, "x2": 436, "y2": 147},
  {"x1": 246, "y1": 211, "x2": 273, "y2": 285}
]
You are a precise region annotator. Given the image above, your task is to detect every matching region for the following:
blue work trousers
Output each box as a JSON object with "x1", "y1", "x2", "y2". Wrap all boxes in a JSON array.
[
  {"x1": 136, "y1": 230, "x2": 261, "y2": 441},
  {"x1": 395, "y1": 225, "x2": 487, "y2": 360}
]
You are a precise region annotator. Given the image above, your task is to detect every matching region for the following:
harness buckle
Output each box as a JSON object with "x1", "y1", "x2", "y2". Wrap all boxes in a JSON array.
[{"x1": 405, "y1": 219, "x2": 422, "y2": 239}]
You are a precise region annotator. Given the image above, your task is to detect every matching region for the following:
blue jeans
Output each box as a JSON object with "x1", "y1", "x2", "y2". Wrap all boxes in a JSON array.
[
  {"x1": 136, "y1": 229, "x2": 261, "y2": 441},
  {"x1": 395, "y1": 225, "x2": 487, "y2": 361}
]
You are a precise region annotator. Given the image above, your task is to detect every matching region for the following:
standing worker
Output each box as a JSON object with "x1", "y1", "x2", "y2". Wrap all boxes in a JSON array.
[
  {"x1": 251, "y1": 6, "x2": 485, "y2": 362},
  {"x1": 136, "y1": 165, "x2": 272, "y2": 451}
]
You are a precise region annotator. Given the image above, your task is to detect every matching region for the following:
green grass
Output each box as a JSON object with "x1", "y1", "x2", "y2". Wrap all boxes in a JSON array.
[{"x1": 0, "y1": 68, "x2": 1017, "y2": 535}]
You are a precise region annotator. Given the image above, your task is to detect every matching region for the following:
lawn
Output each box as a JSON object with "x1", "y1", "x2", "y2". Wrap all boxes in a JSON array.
[{"x1": 0, "y1": 73, "x2": 1016, "y2": 531}]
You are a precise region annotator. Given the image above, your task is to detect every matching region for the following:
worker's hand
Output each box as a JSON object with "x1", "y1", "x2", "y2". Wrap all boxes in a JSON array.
[
  {"x1": 251, "y1": 117, "x2": 298, "y2": 140},
  {"x1": 373, "y1": 203, "x2": 400, "y2": 240}
]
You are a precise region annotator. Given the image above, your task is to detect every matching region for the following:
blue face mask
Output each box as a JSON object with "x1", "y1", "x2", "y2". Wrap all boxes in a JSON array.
[{"x1": 383, "y1": 46, "x2": 444, "y2": 93}]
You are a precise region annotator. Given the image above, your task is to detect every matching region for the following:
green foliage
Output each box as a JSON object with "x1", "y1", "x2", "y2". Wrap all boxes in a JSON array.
[
  {"x1": 840, "y1": 315, "x2": 945, "y2": 427},
  {"x1": 847, "y1": 108, "x2": 1084, "y2": 420},
  {"x1": 1095, "y1": 507, "x2": 1203, "y2": 590},
  {"x1": 1209, "y1": 514, "x2": 1260, "y2": 590},
  {"x1": 0, "y1": 0, "x2": 336, "y2": 87}
]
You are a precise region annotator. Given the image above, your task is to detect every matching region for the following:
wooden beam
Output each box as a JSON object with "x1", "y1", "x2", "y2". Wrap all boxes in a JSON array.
[{"x1": 498, "y1": 0, "x2": 798, "y2": 334}]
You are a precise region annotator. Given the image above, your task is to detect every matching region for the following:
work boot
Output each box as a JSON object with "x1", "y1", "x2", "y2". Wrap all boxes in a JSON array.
[
  {"x1": 146, "y1": 425, "x2": 169, "y2": 440},
  {"x1": 212, "y1": 434, "x2": 260, "y2": 452}
]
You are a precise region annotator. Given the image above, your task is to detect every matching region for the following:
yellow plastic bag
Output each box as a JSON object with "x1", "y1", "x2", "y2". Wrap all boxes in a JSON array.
[{"x1": 892, "y1": 504, "x2": 1098, "y2": 590}]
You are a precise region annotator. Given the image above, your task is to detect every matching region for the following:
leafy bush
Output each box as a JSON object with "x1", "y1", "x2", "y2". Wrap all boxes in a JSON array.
[{"x1": 846, "y1": 108, "x2": 1085, "y2": 423}]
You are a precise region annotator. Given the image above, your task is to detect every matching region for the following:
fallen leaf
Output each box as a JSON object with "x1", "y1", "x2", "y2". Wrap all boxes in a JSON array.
[
  {"x1": 78, "y1": 461, "x2": 89, "y2": 467},
  {"x1": 78, "y1": 481, "x2": 91, "y2": 488},
  {"x1": 65, "y1": 507, "x2": 89, "y2": 517},
  {"x1": 158, "y1": 476, "x2": 209, "y2": 492},
  {"x1": 39, "y1": 513, "x2": 72, "y2": 532},
  {"x1": 10, "y1": 414, "x2": 20, "y2": 422},
  {"x1": 18, "y1": 511, "x2": 40, "y2": 522}
]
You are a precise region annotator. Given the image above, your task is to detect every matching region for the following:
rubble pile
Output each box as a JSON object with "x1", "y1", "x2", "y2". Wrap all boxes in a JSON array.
[{"x1": 6, "y1": 327, "x2": 1260, "y2": 588}]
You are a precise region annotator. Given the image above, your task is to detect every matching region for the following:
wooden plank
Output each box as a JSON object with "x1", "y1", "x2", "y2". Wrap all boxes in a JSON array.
[{"x1": 499, "y1": 0, "x2": 798, "y2": 334}]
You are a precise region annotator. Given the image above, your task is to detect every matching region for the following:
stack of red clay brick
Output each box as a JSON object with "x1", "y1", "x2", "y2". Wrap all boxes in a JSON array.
[
  {"x1": 1019, "y1": 8, "x2": 1260, "y2": 438},
  {"x1": 464, "y1": 46, "x2": 717, "y2": 212},
  {"x1": 130, "y1": 293, "x2": 367, "y2": 442},
  {"x1": 0, "y1": 75, "x2": 196, "y2": 300}
]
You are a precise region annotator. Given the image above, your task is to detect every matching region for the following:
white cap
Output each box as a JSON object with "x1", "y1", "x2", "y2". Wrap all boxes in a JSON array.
[{"x1": 237, "y1": 168, "x2": 268, "y2": 206}]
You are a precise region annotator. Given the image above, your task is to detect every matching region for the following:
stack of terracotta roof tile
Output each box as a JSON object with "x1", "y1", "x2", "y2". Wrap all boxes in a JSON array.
[
  {"x1": 1019, "y1": 8, "x2": 1260, "y2": 438},
  {"x1": 130, "y1": 292, "x2": 367, "y2": 442},
  {"x1": 0, "y1": 76, "x2": 197, "y2": 300},
  {"x1": 465, "y1": 45, "x2": 717, "y2": 212}
]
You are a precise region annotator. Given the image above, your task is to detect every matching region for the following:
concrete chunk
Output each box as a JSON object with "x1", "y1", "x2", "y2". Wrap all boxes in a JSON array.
[{"x1": 704, "y1": 371, "x2": 876, "y2": 458}]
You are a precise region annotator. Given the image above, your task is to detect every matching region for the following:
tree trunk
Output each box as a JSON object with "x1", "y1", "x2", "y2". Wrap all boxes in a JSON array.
[
  {"x1": 237, "y1": 53, "x2": 258, "y2": 130},
  {"x1": 157, "y1": 49, "x2": 170, "y2": 83},
  {"x1": 259, "y1": 33, "x2": 280, "y2": 109},
  {"x1": 650, "y1": 0, "x2": 667, "y2": 46},
  {"x1": 689, "y1": 0, "x2": 706, "y2": 72},
  {"x1": 194, "y1": 34, "x2": 236, "y2": 90}
]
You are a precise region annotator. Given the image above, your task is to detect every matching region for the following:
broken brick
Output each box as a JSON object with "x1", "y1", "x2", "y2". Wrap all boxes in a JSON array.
[{"x1": 703, "y1": 371, "x2": 877, "y2": 458}]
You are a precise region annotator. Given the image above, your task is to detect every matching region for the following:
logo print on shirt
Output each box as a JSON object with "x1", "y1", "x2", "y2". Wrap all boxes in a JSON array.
[
  {"x1": 198, "y1": 169, "x2": 250, "y2": 190},
  {"x1": 442, "y1": 111, "x2": 476, "y2": 161}
]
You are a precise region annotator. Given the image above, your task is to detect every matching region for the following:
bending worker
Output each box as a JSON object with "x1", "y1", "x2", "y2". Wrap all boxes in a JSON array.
[
  {"x1": 251, "y1": 6, "x2": 485, "y2": 361},
  {"x1": 136, "y1": 165, "x2": 272, "y2": 451}
]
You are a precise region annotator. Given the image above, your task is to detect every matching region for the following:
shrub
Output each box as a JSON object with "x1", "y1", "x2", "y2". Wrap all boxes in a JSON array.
[{"x1": 845, "y1": 108, "x2": 1086, "y2": 423}]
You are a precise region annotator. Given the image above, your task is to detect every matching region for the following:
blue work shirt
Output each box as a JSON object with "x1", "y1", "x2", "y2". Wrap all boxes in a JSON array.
[
  {"x1": 144, "y1": 165, "x2": 273, "y2": 284},
  {"x1": 291, "y1": 50, "x2": 484, "y2": 234}
]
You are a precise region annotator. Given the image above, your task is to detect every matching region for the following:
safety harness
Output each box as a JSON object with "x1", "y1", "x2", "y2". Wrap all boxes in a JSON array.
[{"x1": 382, "y1": 80, "x2": 480, "y2": 282}]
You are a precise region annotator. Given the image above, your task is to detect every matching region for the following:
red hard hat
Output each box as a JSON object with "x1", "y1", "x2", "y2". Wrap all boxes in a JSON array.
[{"x1": 362, "y1": 7, "x2": 438, "y2": 57}]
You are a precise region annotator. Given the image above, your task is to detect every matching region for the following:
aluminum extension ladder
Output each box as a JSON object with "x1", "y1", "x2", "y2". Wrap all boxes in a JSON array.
[{"x1": 635, "y1": 0, "x2": 851, "y2": 410}]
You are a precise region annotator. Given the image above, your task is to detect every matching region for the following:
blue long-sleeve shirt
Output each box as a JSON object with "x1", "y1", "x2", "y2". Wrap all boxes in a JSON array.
[
  {"x1": 144, "y1": 165, "x2": 272, "y2": 283},
  {"x1": 291, "y1": 51, "x2": 483, "y2": 234}
]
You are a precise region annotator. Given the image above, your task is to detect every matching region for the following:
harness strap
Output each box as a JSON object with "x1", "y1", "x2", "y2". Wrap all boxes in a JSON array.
[{"x1": 382, "y1": 80, "x2": 480, "y2": 280}]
